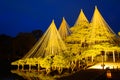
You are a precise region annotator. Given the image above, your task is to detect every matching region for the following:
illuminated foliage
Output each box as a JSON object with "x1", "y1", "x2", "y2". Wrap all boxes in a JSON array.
[
  {"x1": 74, "y1": 9, "x2": 89, "y2": 26},
  {"x1": 89, "y1": 6, "x2": 118, "y2": 44},
  {"x1": 52, "y1": 55, "x2": 70, "y2": 68},
  {"x1": 59, "y1": 17, "x2": 71, "y2": 40},
  {"x1": 118, "y1": 32, "x2": 120, "y2": 36},
  {"x1": 40, "y1": 56, "x2": 53, "y2": 69},
  {"x1": 22, "y1": 20, "x2": 67, "y2": 58},
  {"x1": 11, "y1": 6, "x2": 120, "y2": 73},
  {"x1": 65, "y1": 9, "x2": 90, "y2": 57},
  {"x1": 66, "y1": 6, "x2": 120, "y2": 60}
]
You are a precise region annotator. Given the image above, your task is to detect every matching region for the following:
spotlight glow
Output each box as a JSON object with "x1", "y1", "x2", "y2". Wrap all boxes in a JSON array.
[{"x1": 88, "y1": 62, "x2": 120, "y2": 69}]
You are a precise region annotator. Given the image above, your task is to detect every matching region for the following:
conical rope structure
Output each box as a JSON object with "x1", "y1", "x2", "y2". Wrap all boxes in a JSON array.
[
  {"x1": 68, "y1": 9, "x2": 90, "y2": 42},
  {"x1": 58, "y1": 17, "x2": 71, "y2": 40},
  {"x1": 88, "y1": 6, "x2": 118, "y2": 44},
  {"x1": 65, "y1": 9, "x2": 90, "y2": 54},
  {"x1": 81, "y1": 6, "x2": 120, "y2": 62},
  {"x1": 11, "y1": 6, "x2": 120, "y2": 71},
  {"x1": 22, "y1": 20, "x2": 67, "y2": 59},
  {"x1": 74, "y1": 9, "x2": 89, "y2": 26}
]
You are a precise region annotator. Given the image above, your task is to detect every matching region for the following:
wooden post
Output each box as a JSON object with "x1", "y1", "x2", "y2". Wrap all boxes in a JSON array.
[
  {"x1": 118, "y1": 53, "x2": 119, "y2": 59},
  {"x1": 92, "y1": 56, "x2": 94, "y2": 62},
  {"x1": 105, "y1": 51, "x2": 107, "y2": 61},
  {"x1": 17, "y1": 64, "x2": 19, "y2": 70},
  {"x1": 38, "y1": 64, "x2": 40, "y2": 71},
  {"x1": 113, "y1": 51, "x2": 115, "y2": 62},
  {"x1": 29, "y1": 64, "x2": 31, "y2": 71},
  {"x1": 22, "y1": 64, "x2": 24, "y2": 71},
  {"x1": 101, "y1": 51, "x2": 105, "y2": 69}
]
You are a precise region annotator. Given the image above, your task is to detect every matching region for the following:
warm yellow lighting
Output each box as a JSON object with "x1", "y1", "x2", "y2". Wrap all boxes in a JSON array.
[
  {"x1": 106, "y1": 70, "x2": 112, "y2": 78},
  {"x1": 22, "y1": 20, "x2": 67, "y2": 58},
  {"x1": 58, "y1": 17, "x2": 71, "y2": 40},
  {"x1": 74, "y1": 9, "x2": 89, "y2": 26},
  {"x1": 11, "y1": 6, "x2": 120, "y2": 73},
  {"x1": 118, "y1": 32, "x2": 120, "y2": 36},
  {"x1": 88, "y1": 62, "x2": 120, "y2": 69}
]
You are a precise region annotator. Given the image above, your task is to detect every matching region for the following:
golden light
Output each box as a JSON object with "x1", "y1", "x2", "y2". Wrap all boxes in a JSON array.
[
  {"x1": 11, "y1": 6, "x2": 120, "y2": 75},
  {"x1": 106, "y1": 70, "x2": 112, "y2": 78},
  {"x1": 88, "y1": 62, "x2": 120, "y2": 69},
  {"x1": 118, "y1": 32, "x2": 120, "y2": 36}
]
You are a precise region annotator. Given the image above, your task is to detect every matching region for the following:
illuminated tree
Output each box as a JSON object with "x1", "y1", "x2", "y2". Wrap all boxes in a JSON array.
[
  {"x1": 59, "y1": 17, "x2": 71, "y2": 40},
  {"x1": 52, "y1": 55, "x2": 70, "y2": 74},
  {"x1": 65, "y1": 9, "x2": 90, "y2": 56},
  {"x1": 22, "y1": 20, "x2": 67, "y2": 59},
  {"x1": 11, "y1": 6, "x2": 120, "y2": 74}
]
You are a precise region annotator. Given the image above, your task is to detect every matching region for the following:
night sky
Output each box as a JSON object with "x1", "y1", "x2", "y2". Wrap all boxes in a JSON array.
[{"x1": 0, "y1": 0, "x2": 120, "y2": 37}]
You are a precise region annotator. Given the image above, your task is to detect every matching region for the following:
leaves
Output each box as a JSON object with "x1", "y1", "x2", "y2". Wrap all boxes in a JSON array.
[{"x1": 40, "y1": 56, "x2": 53, "y2": 69}]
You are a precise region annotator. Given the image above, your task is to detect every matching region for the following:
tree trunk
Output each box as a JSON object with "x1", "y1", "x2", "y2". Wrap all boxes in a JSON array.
[
  {"x1": 29, "y1": 64, "x2": 31, "y2": 71},
  {"x1": 17, "y1": 64, "x2": 19, "y2": 70},
  {"x1": 57, "y1": 67, "x2": 63, "y2": 74},
  {"x1": 38, "y1": 64, "x2": 40, "y2": 71},
  {"x1": 105, "y1": 51, "x2": 107, "y2": 61},
  {"x1": 113, "y1": 51, "x2": 115, "y2": 62},
  {"x1": 46, "y1": 68, "x2": 51, "y2": 75},
  {"x1": 92, "y1": 56, "x2": 94, "y2": 62},
  {"x1": 22, "y1": 64, "x2": 24, "y2": 71}
]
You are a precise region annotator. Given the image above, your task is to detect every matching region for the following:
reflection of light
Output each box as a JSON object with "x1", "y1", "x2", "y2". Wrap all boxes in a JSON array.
[
  {"x1": 11, "y1": 70, "x2": 55, "y2": 80},
  {"x1": 88, "y1": 62, "x2": 120, "y2": 69}
]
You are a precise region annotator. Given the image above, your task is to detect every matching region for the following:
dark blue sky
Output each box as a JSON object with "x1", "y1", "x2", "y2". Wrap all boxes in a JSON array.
[{"x1": 0, "y1": 0, "x2": 120, "y2": 37}]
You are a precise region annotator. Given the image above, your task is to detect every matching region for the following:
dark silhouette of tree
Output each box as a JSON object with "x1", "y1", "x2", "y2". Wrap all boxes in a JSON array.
[
  {"x1": 12, "y1": 30, "x2": 43, "y2": 59},
  {"x1": 0, "y1": 34, "x2": 13, "y2": 59},
  {"x1": 0, "y1": 29, "x2": 43, "y2": 60},
  {"x1": 12, "y1": 33, "x2": 36, "y2": 58},
  {"x1": 0, "y1": 29, "x2": 43, "y2": 71},
  {"x1": 32, "y1": 30, "x2": 43, "y2": 40}
]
